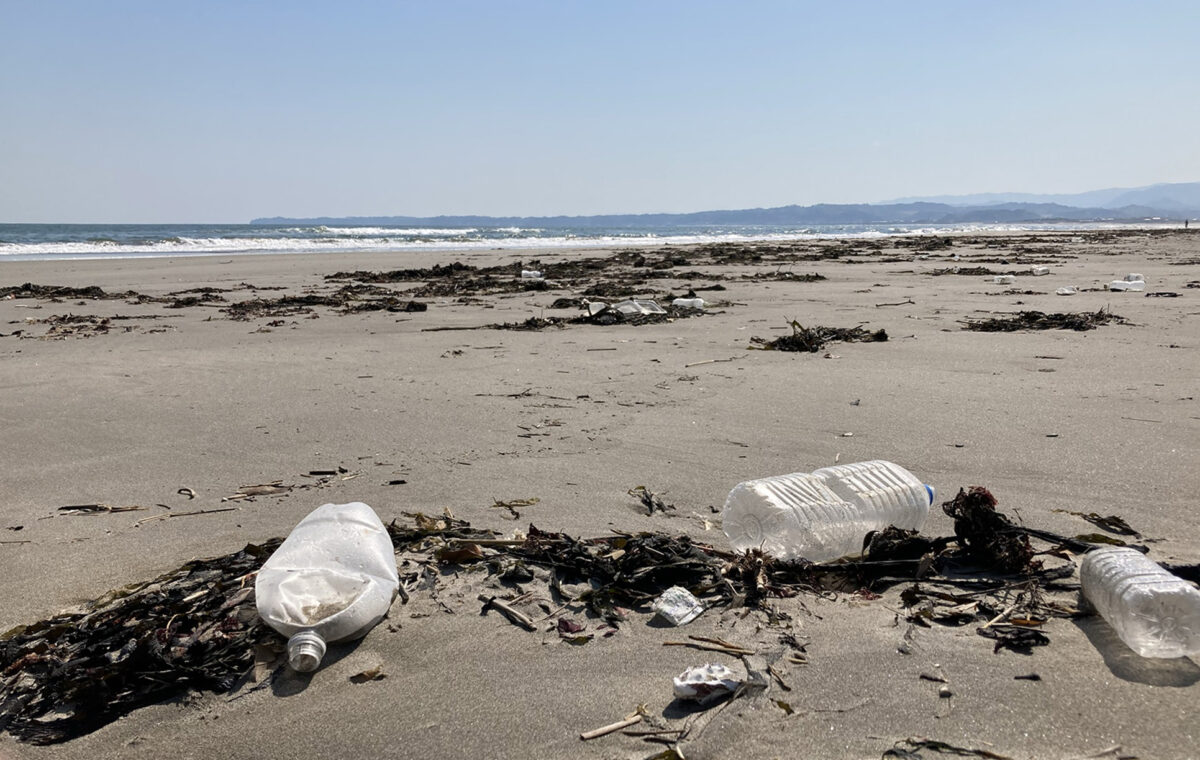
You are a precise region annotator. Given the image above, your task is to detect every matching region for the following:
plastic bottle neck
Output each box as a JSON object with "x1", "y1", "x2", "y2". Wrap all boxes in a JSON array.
[{"x1": 287, "y1": 630, "x2": 327, "y2": 673}]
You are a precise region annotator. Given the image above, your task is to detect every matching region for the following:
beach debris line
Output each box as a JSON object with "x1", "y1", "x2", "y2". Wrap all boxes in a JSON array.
[
  {"x1": 0, "y1": 493, "x2": 1148, "y2": 744},
  {"x1": 961, "y1": 308, "x2": 1126, "y2": 332},
  {"x1": 749, "y1": 319, "x2": 887, "y2": 352}
]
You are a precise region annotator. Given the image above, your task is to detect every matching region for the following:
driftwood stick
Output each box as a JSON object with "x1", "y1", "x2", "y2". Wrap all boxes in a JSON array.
[
  {"x1": 478, "y1": 594, "x2": 537, "y2": 631},
  {"x1": 579, "y1": 705, "x2": 647, "y2": 741}
]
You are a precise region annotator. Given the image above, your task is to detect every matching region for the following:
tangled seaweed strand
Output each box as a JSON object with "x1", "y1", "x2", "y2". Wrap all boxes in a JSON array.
[{"x1": 942, "y1": 487, "x2": 1040, "y2": 574}]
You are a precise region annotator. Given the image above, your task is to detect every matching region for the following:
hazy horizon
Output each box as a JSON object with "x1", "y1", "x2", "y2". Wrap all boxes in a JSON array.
[{"x1": 3, "y1": 1, "x2": 1198, "y2": 224}]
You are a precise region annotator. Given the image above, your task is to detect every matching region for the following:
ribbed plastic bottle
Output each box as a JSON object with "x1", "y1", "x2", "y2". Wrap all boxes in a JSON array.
[
  {"x1": 1080, "y1": 546, "x2": 1200, "y2": 658},
  {"x1": 722, "y1": 460, "x2": 935, "y2": 562},
  {"x1": 255, "y1": 502, "x2": 400, "y2": 672}
]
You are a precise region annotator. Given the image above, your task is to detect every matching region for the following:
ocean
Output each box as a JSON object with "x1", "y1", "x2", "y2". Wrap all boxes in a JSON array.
[{"x1": 0, "y1": 221, "x2": 1162, "y2": 262}]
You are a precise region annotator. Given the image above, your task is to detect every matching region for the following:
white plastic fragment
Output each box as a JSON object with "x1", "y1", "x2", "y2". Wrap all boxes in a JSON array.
[
  {"x1": 672, "y1": 663, "x2": 743, "y2": 702},
  {"x1": 651, "y1": 586, "x2": 704, "y2": 626},
  {"x1": 1030, "y1": 266, "x2": 1049, "y2": 276},
  {"x1": 585, "y1": 300, "x2": 609, "y2": 316},
  {"x1": 993, "y1": 275, "x2": 1015, "y2": 285},
  {"x1": 1109, "y1": 280, "x2": 1146, "y2": 292},
  {"x1": 1055, "y1": 287, "x2": 1077, "y2": 296},
  {"x1": 671, "y1": 297, "x2": 705, "y2": 310},
  {"x1": 520, "y1": 270, "x2": 543, "y2": 279},
  {"x1": 612, "y1": 299, "x2": 667, "y2": 316}
]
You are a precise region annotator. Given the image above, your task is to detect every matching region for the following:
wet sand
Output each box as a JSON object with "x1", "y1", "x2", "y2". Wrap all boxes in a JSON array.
[{"x1": 1, "y1": 229, "x2": 1199, "y2": 759}]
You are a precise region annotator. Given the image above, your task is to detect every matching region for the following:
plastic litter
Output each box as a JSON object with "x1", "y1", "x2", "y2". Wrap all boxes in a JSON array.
[
  {"x1": 993, "y1": 275, "x2": 1016, "y2": 285},
  {"x1": 1055, "y1": 287, "x2": 1077, "y2": 296},
  {"x1": 612, "y1": 299, "x2": 667, "y2": 316},
  {"x1": 585, "y1": 300, "x2": 608, "y2": 316},
  {"x1": 1080, "y1": 546, "x2": 1200, "y2": 658},
  {"x1": 671, "y1": 297, "x2": 705, "y2": 310},
  {"x1": 1108, "y1": 280, "x2": 1146, "y2": 292},
  {"x1": 520, "y1": 270, "x2": 543, "y2": 279},
  {"x1": 255, "y1": 502, "x2": 400, "y2": 672},
  {"x1": 673, "y1": 663, "x2": 743, "y2": 702},
  {"x1": 1030, "y1": 266, "x2": 1050, "y2": 276},
  {"x1": 723, "y1": 460, "x2": 934, "y2": 562},
  {"x1": 651, "y1": 586, "x2": 705, "y2": 625}
]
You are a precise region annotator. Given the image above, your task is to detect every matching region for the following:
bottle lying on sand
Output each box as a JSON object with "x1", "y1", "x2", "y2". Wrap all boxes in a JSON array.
[
  {"x1": 722, "y1": 460, "x2": 935, "y2": 562},
  {"x1": 255, "y1": 502, "x2": 400, "y2": 672},
  {"x1": 1080, "y1": 546, "x2": 1200, "y2": 658}
]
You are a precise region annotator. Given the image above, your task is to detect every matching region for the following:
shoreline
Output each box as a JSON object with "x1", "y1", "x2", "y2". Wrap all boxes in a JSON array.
[{"x1": 2, "y1": 229, "x2": 1198, "y2": 759}]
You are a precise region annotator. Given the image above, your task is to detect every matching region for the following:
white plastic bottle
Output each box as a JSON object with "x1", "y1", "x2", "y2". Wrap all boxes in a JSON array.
[
  {"x1": 722, "y1": 460, "x2": 934, "y2": 562},
  {"x1": 1080, "y1": 546, "x2": 1200, "y2": 658},
  {"x1": 255, "y1": 502, "x2": 400, "y2": 672}
]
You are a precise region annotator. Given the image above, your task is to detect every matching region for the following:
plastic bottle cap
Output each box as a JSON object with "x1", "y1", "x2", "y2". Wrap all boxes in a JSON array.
[
  {"x1": 288, "y1": 630, "x2": 327, "y2": 673},
  {"x1": 924, "y1": 484, "x2": 936, "y2": 506}
]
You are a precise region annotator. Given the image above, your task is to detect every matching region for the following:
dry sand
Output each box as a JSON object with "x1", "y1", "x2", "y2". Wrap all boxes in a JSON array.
[{"x1": 1, "y1": 230, "x2": 1198, "y2": 759}]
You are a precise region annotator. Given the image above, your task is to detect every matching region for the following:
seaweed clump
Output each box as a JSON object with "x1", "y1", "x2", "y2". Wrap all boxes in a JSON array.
[
  {"x1": 750, "y1": 320, "x2": 887, "y2": 352},
  {"x1": 962, "y1": 309, "x2": 1125, "y2": 332},
  {"x1": 0, "y1": 540, "x2": 281, "y2": 745}
]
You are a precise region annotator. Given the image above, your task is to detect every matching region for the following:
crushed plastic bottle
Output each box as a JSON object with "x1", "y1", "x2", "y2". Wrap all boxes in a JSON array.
[
  {"x1": 255, "y1": 502, "x2": 400, "y2": 672},
  {"x1": 1080, "y1": 546, "x2": 1200, "y2": 658},
  {"x1": 671, "y1": 297, "x2": 705, "y2": 310},
  {"x1": 722, "y1": 460, "x2": 934, "y2": 562}
]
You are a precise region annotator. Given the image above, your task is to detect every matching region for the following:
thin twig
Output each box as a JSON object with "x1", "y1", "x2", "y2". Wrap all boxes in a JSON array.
[
  {"x1": 134, "y1": 507, "x2": 238, "y2": 526},
  {"x1": 478, "y1": 594, "x2": 537, "y2": 631},
  {"x1": 579, "y1": 705, "x2": 647, "y2": 741}
]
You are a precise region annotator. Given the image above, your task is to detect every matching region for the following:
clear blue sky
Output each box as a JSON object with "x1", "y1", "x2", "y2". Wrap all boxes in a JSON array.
[{"x1": 2, "y1": 1, "x2": 1198, "y2": 223}]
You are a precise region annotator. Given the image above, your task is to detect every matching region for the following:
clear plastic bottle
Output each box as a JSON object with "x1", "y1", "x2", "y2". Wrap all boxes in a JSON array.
[
  {"x1": 722, "y1": 460, "x2": 934, "y2": 562},
  {"x1": 255, "y1": 502, "x2": 400, "y2": 672},
  {"x1": 1080, "y1": 546, "x2": 1200, "y2": 658}
]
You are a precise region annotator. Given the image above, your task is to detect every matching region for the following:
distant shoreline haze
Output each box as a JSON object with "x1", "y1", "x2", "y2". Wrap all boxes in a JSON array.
[{"x1": 252, "y1": 182, "x2": 1200, "y2": 227}]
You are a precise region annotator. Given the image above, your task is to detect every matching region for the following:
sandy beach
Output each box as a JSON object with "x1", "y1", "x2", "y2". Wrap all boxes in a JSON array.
[{"x1": 2, "y1": 229, "x2": 1199, "y2": 759}]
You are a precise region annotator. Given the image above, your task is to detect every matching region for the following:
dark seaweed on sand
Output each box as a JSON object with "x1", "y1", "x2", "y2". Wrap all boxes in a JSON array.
[
  {"x1": 750, "y1": 320, "x2": 887, "y2": 352},
  {"x1": 962, "y1": 309, "x2": 1126, "y2": 332},
  {"x1": 0, "y1": 540, "x2": 281, "y2": 745}
]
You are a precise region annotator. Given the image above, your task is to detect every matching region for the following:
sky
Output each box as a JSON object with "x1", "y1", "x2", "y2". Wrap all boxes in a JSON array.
[{"x1": 2, "y1": 1, "x2": 1198, "y2": 223}]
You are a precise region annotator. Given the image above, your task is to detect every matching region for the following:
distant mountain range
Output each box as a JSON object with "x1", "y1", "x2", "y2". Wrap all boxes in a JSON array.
[{"x1": 252, "y1": 182, "x2": 1200, "y2": 227}]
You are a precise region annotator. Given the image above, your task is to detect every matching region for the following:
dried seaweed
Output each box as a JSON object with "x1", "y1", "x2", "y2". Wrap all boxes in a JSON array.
[
  {"x1": 884, "y1": 737, "x2": 1013, "y2": 759},
  {"x1": 0, "y1": 540, "x2": 280, "y2": 744},
  {"x1": 0, "y1": 283, "x2": 139, "y2": 301},
  {"x1": 750, "y1": 320, "x2": 887, "y2": 352},
  {"x1": 1051, "y1": 509, "x2": 1141, "y2": 537},
  {"x1": 961, "y1": 309, "x2": 1126, "y2": 332},
  {"x1": 942, "y1": 487, "x2": 1039, "y2": 574}
]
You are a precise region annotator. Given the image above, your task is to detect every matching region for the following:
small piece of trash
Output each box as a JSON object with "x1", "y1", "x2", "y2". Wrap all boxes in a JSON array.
[
  {"x1": 651, "y1": 586, "x2": 704, "y2": 626},
  {"x1": 349, "y1": 667, "x2": 386, "y2": 683},
  {"x1": 1055, "y1": 287, "x2": 1077, "y2": 296},
  {"x1": 673, "y1": 663, "x2": 743, "y2": 703}
]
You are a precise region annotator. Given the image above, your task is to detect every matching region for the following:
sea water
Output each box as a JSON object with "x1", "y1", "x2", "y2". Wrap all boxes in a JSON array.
[{"x1": 0, "y1": 221, "x2": 1164, "y2": 262}]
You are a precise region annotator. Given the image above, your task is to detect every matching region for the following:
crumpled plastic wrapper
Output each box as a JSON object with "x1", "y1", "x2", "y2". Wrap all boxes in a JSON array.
[
  {"x1": 673, "y1": 663, "x2": 743, "y2": 703},
  {"x1": 651, "y1": 586, "x2": 704, "y2": 626}
]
